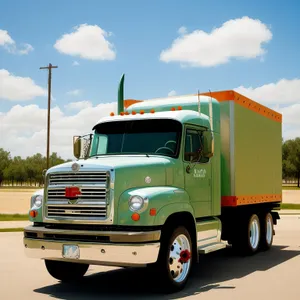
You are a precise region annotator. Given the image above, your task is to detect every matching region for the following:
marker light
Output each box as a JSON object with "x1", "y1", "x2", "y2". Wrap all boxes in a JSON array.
[
  {"x1": 171, "y1": 107, "x2": 176, "y2": 111},
  {"x1": 150, "y1": 208, "x2": 157, "y2": 216},
  {"x1": 30, "y1": 210, "x2": 38, "y2": 218},
  {"x1": 132, "y1": 111, "x2": 136, "y2": 115},
  {"x1": 150, "y1": 109, "x2": 155, "y2": 113},
  {"x1": 120, "y1": 112, "x2": 124, "y2": 116},
  {"x1": 140, "y1": 110, "x2": 145, "y2": 114},
  {"x1": 131, "y1": 213, "x2": 140, "y2": 221},
  {"x1": 110, "y1": 112, "x2": 115, "y2": 116},
  {"x1": 178, "y1": 106, "x2": 182, "y2": 110},
  {"x1": 125, "y1": 111, "x2": 129, "y2": 115}
]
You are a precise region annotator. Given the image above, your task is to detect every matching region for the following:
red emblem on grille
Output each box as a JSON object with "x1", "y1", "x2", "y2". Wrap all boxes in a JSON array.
[{"x1": 65, "y1": 187, "x2": 81, "y2": 199}]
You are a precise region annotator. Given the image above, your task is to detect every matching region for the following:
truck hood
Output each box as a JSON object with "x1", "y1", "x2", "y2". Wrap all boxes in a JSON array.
[
  {"x1": 48, "y1": 155, "x2": 174, "y2": 172},
  {"x1": 47, "y1": 155, "x2": 177, "y2": 195}
]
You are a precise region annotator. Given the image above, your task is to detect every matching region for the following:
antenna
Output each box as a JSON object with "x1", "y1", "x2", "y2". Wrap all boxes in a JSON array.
[
  {"x1": 197, "y1": 90, "x2": 201, "y2": 115},
  {"x1": 209, "y1": 89, "x2": 213, "y2": 132}
]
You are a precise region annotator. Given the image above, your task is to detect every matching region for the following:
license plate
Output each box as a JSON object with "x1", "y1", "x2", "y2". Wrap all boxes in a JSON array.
[{"x1": 62, "y1": 245, "x2": 80, "y2": 259}]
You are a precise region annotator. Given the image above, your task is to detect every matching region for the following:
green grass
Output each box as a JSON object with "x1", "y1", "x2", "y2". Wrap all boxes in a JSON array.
[
  {"x1": 0, "y1": 214, "x2": 28, "y2": 221},
  {"x1": 282, "y1": 186, "x2": 300, "y2": 190},
  {"x1": 0, "y1": 228, "x2": 24, "y2": 232},
  {"x1": 281, "y1": 203, "x2": 300, "y2": 210}
]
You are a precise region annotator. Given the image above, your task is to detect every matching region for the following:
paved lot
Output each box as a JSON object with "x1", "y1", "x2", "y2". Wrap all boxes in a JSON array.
[
  {"x1": 1, "y1": 214, "x2": 299, "y2": 299},
  {"x1": 1, "y1": 189, "x2": 300, "y2": 214}
]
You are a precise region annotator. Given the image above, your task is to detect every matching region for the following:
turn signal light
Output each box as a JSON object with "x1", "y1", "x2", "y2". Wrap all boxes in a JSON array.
[
  {"x1": 150, "y1": 208, "x2": 157, "y2": 216},
  {"x1": 30, "y1": 210, "x2": 38, "y2": 218},
  {"x1": 131, "y1": 213, "x2": 140, "y2": 221}
]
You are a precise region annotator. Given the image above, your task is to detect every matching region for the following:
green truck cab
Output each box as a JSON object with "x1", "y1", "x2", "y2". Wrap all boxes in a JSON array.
[{"x1": 24, "y1": 75, "x2": 282, "y2": 293}]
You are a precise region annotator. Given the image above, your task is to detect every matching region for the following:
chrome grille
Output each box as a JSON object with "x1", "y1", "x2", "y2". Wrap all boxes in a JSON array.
[
  {"x1": 46, "y1": 171, "x2": 109, "y2": 220},
  {"x1": 49, "y1": 172, "x2": 107, "y2": 185}
]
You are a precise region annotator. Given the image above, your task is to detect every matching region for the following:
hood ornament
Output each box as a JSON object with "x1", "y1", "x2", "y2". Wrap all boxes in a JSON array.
[{"x1": 71, "y1": 162, "x2": 80, "y2": 172}]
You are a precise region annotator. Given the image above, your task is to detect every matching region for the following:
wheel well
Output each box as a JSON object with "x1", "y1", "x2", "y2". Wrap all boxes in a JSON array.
[{"x1": 162, "y1": 212, "x2": 198, "y2": 263}]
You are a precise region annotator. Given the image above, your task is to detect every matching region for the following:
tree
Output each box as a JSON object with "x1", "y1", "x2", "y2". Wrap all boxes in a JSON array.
[
  {"x1": 282, "y1": 138, "x2": 300, "y2": 187},
  {"x1": 0, "y1": 148, "x2": 11, "y2": 186}
]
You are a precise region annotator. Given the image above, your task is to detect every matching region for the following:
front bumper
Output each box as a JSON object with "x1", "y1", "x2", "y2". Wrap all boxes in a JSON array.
[{"x1": 23, "y1": 225, "x2": 161, "y2": 267}]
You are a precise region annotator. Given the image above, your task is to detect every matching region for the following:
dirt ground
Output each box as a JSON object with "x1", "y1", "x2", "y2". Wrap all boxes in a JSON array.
[{"x1": 0, "y1": 189, "x2": 299, "y2": 214}]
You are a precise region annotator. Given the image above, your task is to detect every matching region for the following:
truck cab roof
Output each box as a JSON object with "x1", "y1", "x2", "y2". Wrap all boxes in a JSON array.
[{"x1": 93, "y1": 109, "x2": 211, "y2": 130}]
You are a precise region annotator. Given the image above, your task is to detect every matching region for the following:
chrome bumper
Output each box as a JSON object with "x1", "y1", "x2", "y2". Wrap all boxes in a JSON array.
[{"x1": 23, "y1": 225, "x2": 161, "y2": 267}]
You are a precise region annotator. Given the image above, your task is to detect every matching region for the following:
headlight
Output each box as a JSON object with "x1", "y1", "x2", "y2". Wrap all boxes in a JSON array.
[
  {"x1": 32, "y1": 195, "x2": 43, "y2": 208},
  {"x1": 128, "y1": 195, "x2": 145, "y2": 212}
]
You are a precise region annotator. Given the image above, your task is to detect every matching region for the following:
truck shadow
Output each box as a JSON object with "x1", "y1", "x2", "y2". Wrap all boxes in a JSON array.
[{"x1": 34, "y1": 245, "x2": 300, "y2": 299}]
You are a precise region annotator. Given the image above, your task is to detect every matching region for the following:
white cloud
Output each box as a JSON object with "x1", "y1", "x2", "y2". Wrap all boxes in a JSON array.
[
  {"x1": 168, "y1": 90, "x2": 177, "y2": 96},
  {"x1": 0, "y1": 69, "x2": 46, "y2": 101},
  {"x1": 18, "y1": 43, "x2": 34, "y2": 55},
  {"x1": 178, "y1": 27, "x2": 187, "y2": 35},
  {"x1": 54, "y1": 24, "x2": 116, "y2": 60},
  {"x1": 64, "y1": 101, "x2": 92, "y2": 111},
  {"x1": 234, "y1": 78, "x2": 300, "y2": 106},
  {"x1": 0, "y1": 29, "x2": 34, "y2": 55},
  {"x1": 66, "y1": 89, "x2": 82, "y2": 96},
  {"x1": 160, "y1": 16, "x2": 272, "y2": 67},
  {"x1": 72, "y1": 61, "x2": 80, "y2": 66},
  {"x1": 0, "y1": 102, "x2": 117, "y2": 159},
  {"x1": 0, "y1": 29, "x2": 14, "y2": 46}
]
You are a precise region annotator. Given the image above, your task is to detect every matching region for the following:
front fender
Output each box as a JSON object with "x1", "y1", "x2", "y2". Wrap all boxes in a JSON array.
[{"x1": 117, "y1": 186, "x2": 193, "y2": 226}]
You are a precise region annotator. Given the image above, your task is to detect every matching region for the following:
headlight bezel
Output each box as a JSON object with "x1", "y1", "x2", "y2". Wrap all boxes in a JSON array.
[
  {"x1": 31, "y1": 194, "x2": 43, "y2": 208},
  {"x1": 128, "y1": 195, "x2": 149, "y2": 213}
]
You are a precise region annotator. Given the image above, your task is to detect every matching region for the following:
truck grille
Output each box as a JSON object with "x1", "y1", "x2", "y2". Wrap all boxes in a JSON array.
[
  {"x1": 46, "y1": 171, "x2": 109, "y2": 220},
  {"x1": 49, "y1": 172, "x2": 107, "y2": 185}
]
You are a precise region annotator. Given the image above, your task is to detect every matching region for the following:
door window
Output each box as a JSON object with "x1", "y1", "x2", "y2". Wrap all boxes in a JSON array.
[{"x1": 184, "y1": 129, "x2": 209, "y2": 163}]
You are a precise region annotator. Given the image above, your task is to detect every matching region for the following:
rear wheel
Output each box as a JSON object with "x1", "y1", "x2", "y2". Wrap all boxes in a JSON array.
[
  {"x1": 45, "y1": 260, "x2": 89, "y2": 282},
  {"x1": 154, "y1": 226, "x2": 193, "y2": 293},
  {"x1": 260, "y1": 212, "x2": 274, "y2": 250},
  {"x1": 232, "y1": 213, "x2": 261, "y2": 255}
]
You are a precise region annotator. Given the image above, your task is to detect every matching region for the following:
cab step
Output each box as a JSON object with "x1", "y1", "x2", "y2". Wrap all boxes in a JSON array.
[{"x1": 198, "y1": 242, "x2": 227, "y2": 254}]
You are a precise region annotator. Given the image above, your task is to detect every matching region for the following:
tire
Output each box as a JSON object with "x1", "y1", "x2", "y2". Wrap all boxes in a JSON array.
[
  {"x1": 260, "y1": 212, "x2": 274, "y2": 251},
  {"x1": 154, "y1": 226, "x2": 193, "y2": 293},
  {"x1": 45, "y1": 260, "x2": 89, "y2": 282},
  {"x1": 232, "y1": 213, "x2": 261, "y2": 255}
]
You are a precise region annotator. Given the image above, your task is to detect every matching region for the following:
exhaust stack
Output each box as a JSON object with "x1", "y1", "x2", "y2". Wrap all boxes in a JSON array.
[{"x1": 118, "y1": 74, "x2": 125, "y2": 114}]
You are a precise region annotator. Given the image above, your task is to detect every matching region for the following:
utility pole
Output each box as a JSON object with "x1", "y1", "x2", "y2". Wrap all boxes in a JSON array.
[{"x1": 39, "y1": 63, "x2": 58, "y2": 170}]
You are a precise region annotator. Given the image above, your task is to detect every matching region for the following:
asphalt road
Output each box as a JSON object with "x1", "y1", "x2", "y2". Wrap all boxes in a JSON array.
[{"x1": 1, "y1": 215, "x2": 300, "y2": 300}]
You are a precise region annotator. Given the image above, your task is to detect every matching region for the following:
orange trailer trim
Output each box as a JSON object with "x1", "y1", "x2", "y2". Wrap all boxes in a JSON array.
[
  {"x1": 221, "y1": 194, "x2": 282, "y2": 207},
  {"x1": 124, "y1": 90, "x2": 282, "y2": 123},
  {"x1": 200, "y1": 90, "x2": 282, "y2": 123}
]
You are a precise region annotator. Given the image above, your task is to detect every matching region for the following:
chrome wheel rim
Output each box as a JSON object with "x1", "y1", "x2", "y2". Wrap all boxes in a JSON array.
[
  {"x1": 250, "y1": 218, "x2": 259, "y2": 249},
  {"x1": 266, "y1": 215, "x2": 273, "y2": 245},
  {"x1": 168, "y1": 234, "x2": 191, "y2": 283}
]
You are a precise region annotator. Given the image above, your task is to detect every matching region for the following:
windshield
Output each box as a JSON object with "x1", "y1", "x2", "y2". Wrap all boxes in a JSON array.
[{"x1": 90, "y1": 119, "x2": 182, "y2": 158}]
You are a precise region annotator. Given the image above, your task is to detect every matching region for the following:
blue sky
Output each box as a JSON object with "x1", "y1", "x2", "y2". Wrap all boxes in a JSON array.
[{"x1": 1, "y1": 0, "x2": 300, "y2": 158}]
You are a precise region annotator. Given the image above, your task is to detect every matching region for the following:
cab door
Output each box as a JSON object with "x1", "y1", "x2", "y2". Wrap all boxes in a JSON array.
[{"x1": 183, "y1": 126, "x2": 212, "y2": 218}]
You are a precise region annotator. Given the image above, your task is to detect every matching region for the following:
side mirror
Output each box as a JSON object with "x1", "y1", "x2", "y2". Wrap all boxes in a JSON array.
[
  {"x1": 202, "y1": 130, "x2": 214, "y2": 158},
  {"x1": 73, "y1": 136, "x2": 81, "y2": 159}
]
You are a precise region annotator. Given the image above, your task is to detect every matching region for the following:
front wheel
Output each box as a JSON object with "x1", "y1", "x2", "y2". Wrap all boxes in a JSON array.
[
  {"x1": 45, "y1": 260, "x2": 89, "y2": 282},
  {"x1": 154, "y1": 226, "x2": 193, "y2": 293}
]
